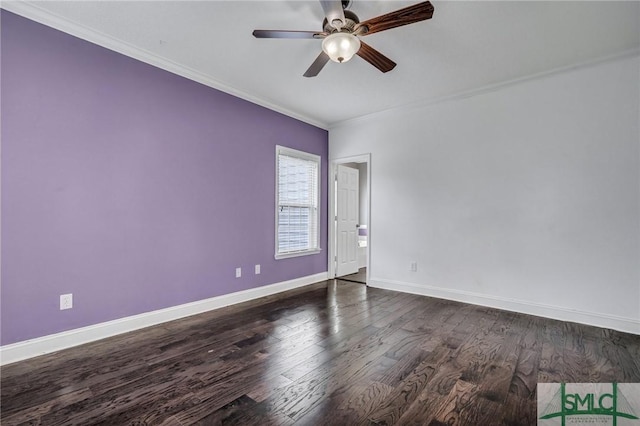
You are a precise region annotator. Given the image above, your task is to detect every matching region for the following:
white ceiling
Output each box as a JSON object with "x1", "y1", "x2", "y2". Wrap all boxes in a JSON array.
[{"x1": 5, "y1": 1, "x2": 640, "y2": 128}]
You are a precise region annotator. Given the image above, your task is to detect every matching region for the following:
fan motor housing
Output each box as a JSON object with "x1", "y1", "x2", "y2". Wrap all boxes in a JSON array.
[{"x1": 323, "y1": 9, "x2": 360, "y2": 33}]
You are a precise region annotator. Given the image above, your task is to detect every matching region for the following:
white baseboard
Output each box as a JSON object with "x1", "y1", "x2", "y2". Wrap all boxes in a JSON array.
[
  {"x1": 368, "y1": 277, "x2": 640, "y2": 335},
  {"x1": 0, "y1": 272, "x2": 328, "y2": 365}
]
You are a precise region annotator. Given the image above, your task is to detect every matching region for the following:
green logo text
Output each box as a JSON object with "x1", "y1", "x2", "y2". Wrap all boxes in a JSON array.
[{"x1": 540, "y1": 383, "x2": 639, "y2": 426}]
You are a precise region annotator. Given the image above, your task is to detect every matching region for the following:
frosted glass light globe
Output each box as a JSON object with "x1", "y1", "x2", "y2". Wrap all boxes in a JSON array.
[{"x1": 322, "y1": 32, "x2": 361, "y2": 63}]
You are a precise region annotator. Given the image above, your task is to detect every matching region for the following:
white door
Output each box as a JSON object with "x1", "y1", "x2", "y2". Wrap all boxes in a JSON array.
[{"x1": 336, "y1": 164, "x2": 359, "y2": 277}]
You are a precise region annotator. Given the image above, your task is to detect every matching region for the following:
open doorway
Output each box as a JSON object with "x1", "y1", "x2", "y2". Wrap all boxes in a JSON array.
[{"x1": 328, "y1": 154, "x2": 371, "y2": 285}]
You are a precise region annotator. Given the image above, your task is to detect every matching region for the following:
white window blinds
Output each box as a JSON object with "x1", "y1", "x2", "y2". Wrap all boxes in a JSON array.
[{"x1": 276, "y1": 146, "x2": 321, "y2": 259}]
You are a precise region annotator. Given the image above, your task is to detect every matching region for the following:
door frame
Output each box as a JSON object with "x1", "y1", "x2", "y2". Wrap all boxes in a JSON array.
[{"x1": 328, "y1": 153, "x2": 371, "y2": 284}]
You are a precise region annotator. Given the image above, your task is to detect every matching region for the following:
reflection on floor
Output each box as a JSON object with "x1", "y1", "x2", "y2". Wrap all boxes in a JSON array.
[
  {"x1": 338, "y1": 267, "x2": 366, "y2": 284},
  {"x1": 3, "y1": 279, "x2": 640, "y2": 424}
]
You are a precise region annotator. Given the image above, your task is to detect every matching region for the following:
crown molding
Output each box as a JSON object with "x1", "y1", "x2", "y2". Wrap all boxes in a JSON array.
[
  {"x1": 0, "y1": 1, "x2": 329, "y2": 130},
  {"x1": 330, "y1": 48, "x2": 640, "y2": 129}
]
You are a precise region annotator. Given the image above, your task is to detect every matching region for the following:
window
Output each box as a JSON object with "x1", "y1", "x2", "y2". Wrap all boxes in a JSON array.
[{"x1": 275, "y1": 145, "x2": 321, "y2": 259}]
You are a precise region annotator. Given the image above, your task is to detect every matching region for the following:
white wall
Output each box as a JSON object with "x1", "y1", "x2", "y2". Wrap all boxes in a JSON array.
[{"x1": 330, "y1": 54, "x2": 640, "y2": 334}]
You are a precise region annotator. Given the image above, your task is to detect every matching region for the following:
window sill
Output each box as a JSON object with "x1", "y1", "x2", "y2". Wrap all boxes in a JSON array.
[{"x1": 275, "y1": 248, "x2": 322, "y2": 260}]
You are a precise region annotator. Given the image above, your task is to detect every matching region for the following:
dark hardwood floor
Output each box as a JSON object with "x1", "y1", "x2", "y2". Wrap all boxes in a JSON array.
[
  {"x1": 338, "y1": 267, "x2": 367, "y2": 284},
  {"x1": 1, "y1": 280, "x2": 639, "y2": 425}
]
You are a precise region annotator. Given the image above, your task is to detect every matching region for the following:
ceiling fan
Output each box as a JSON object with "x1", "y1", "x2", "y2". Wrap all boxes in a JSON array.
[{"x1": 253, "y1": 0, "x2": 434, "y2": 77}]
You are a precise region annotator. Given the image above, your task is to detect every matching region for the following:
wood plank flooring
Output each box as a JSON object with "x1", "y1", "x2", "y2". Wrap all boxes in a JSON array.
[
  {"x1": 1, "y1": 280, "x2": 639, "y2": 425},
  {"x1": 338, "y1": 267, "x2": 367, "y2": 284}
]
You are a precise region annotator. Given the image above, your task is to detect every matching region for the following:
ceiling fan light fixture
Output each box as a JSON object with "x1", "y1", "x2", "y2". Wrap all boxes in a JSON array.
[{"x1": 322, "y1": 32, "x2": 361, "y2": 63}]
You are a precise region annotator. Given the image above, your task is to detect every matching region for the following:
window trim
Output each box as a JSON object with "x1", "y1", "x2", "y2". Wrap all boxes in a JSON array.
[{"x1": 275, "y1": 145, "x2": 322, "y2": 260}]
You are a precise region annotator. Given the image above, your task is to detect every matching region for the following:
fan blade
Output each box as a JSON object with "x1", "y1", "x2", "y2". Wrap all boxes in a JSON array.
[
  {"x1": 303, "y1": 51, "x2": 330, "y2": 77},
  {"x1": 356, "y1": 41, "x2": 396, "y2": 73},
  {"x1": 253, "y1": 30, "x2": 326, "y2": 39},
  {"x1": 355, "y1": 1, "x2": 434, "y2": 36},
  {"x1": 320, "y1": 0, "x2": 346, "y2": 28}
]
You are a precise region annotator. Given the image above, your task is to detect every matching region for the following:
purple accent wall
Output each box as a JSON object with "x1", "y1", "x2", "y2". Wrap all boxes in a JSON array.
[{"x1": 0, "y1": 11, "x2": 328, "y2": 346}]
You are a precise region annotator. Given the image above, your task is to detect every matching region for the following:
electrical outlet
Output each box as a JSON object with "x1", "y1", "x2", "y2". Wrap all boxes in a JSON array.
[
  {"x1": 410, "y1": 261, "x2": 418, "y2": 272},
  {"x1": 235, "y1": 267, "x2": 242, "y2": 278},
  {"x1": 60, "y1": 293, "x2": 73, "y2": 310},
  {"x1": 255, "y1": 264, "x2": 261, "y2": 275}
]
